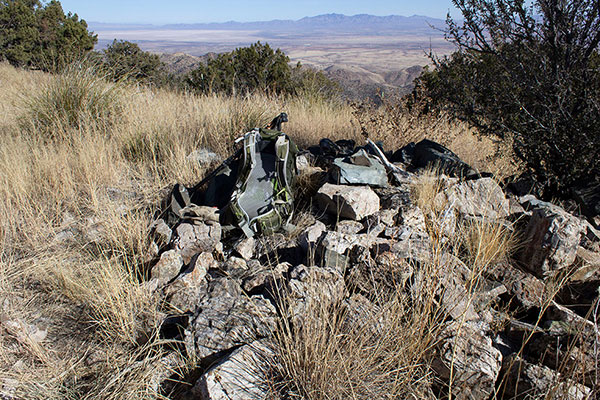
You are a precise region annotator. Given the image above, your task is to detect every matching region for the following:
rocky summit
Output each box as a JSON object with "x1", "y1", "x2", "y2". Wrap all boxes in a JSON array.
[{"x1": 145, "y1": 139, "x2": 599, "y2": 399}]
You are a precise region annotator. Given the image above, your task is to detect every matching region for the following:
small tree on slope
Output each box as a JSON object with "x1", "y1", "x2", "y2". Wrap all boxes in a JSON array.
[{"x1": 419, "y1": 0, "x2": 600, "y2": 197}]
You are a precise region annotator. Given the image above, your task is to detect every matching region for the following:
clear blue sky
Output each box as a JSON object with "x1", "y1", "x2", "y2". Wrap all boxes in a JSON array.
[{"x1": 59, "y1": 0, "x2": 460, "y2": 24}]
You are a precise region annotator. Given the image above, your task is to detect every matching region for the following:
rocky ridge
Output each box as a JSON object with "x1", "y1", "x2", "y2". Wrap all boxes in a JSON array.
[{"x1": 144, "y1": 139, "x2": 599, "y2": 399}]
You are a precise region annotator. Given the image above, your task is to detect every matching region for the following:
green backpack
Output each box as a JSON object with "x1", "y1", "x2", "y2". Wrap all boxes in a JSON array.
[{"x1": 175, "y1": 113, "x2": 298, "y2": 238}]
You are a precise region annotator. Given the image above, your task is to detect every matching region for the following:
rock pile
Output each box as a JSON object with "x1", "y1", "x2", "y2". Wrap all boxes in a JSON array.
[{"x1": 145, "y1": 139, "x2": 599, "y2": 399}]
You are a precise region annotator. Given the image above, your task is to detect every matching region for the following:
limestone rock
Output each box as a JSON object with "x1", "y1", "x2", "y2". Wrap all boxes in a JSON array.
[
  {"x1": 192, "y1": 341, "x2": 271, "y2": 400},
  {"x1": 485, "y1": 262, "x2": 545, "y2": 310},
  {"x1": 151, "y1": 250, "x2": 183, "y2": 286},
  {"x1": 336, "y1": 220, "x2": 364, "y2": 234},
  {"x1": 186, "y1": 148, "x2": 221, "y2": 165},
  {"x1": 315, "y1": 183, "x2": 380, "y2": 220},
  {"x1": 184, "y1": 278, "x2": 277, "y2": 361},
  {"x1": 546, "y1": 301, "x2": 599, "y2": 343},
  {"x1": 174, "y1": 220, "x2": 221, "y2": 264},
  {"x1": 223, "y1": 256, "x2": 249, "y2": 276},
  {"x1": 164, "y1": 252, "x2": 215, "y2": 312},
  {"x1": 518, "y1": 197, "x2": 586, "y2": 278},
  {"x1": 432, "y1": 321, "x2": 502, "y2": 400},
  {"x1": 445, "y1": 177, "x2": 510, "y2": 219},
  {"x1": 233, "y1": 237, "x2": 255, "y2": 260},
  {"x1": 390, "y1": 230, "x2": 432, "y2": 262},
  {"x1": 298, "y1": 220, "x2": 326, "y2": 253},
  {"x1": 150, "y1": 218, "x2": 172, "y2": 248},
  {"x1": 242, "y1": 261, "x2": 288, "y2": 293},
  {"x1": 316, "y1": 231, "x2": 362, "y2": 272},
  {"x1": 437, "y1": 255, "x2": 480, "y2": 322}
]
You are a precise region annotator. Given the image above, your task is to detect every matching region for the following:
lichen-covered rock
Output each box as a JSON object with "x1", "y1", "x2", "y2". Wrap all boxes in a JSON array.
[
  {"x1": 445, "y1": 177, "x2": 510, "y2": 219},
  {"x1": 242, "y1": 261, "x2": 288, "y2": 293},
  {"x1": 518, "y1": 197, "x2": 586, "y2": 278},
  {"x1": 316, "y1": 231, "x2": 362, "y2": 272},
  {"x1": 192, "y1": 341, "x2": 270, "y2": 400},
  {"x1": 485, "y1": 262, "x2": 545, "y2": 310},
  {"x1": 432, "y1": 320, "x2": 502, "y2": 400},
  {"x1": 390, "y1": 230, "x2": 432, "y2": 262},
  {"x1": 315, "y1": 183, "x2": 380, "y2": 220},
  {"x1": 174, "y1": 220, "x2": 221, "y2": 264},
  {"x1": 164, "y1": 252, "x2": 215, "y2": 312},
  {"x1": 184, "y1": 278, "x2": 276, "y2": 361},
  {"x1": 150, "y1": 250, "x2": 183, "y2": 287},
  {"x1": 336, "y1": 220, "x2": 364, "y2": 234}
]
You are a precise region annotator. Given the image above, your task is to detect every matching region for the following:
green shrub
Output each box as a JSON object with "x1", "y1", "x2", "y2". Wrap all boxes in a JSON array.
[
  {"x1": 186, "y1": 42, "x2": 295, "y2": 95},
  {"x1": 418, "y1": 0, "x2": 600, "y2": 196},
  {"x1": 102, "y1": 40, "x2": 167, "y2": 85},
  {"x1": 0, "y1": 0, "x2": 96, "y2": 71},
  {"x1": 292, "y1": 65, "x2": 341, "y2": 102}
]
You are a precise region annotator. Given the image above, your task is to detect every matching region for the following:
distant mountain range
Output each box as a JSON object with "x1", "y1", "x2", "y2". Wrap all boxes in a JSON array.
[
  {"x1": 89, "y1": 13, "x2": 446, "y2": 34},
  {"x1": 91, "y1": 13, "x2": 453, "y2": 101}
]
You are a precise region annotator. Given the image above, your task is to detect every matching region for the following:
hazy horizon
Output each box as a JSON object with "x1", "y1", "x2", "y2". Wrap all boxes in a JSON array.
[
  {"x1": 86, "y1": 12, "x2": 446, "y2": 28},
  {"x1": 59, "y1": 0, "x2": 460, "y2": 25}
]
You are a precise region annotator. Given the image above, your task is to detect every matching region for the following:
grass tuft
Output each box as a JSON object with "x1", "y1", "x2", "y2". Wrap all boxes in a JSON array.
[{"x1": 21, "y1": 61, "x2": 124, "y2": 138}]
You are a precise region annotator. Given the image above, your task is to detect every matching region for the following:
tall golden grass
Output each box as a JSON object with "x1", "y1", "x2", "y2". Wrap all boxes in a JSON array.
[{"x1": 0, "y1": 61, "x2": 363, "y2": 398}]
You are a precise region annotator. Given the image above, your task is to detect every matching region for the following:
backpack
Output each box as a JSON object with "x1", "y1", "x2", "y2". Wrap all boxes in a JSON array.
[
  {"x1": 222, "y1": 124, "x2": 298, "y2": 237},
  {"x1": 167, "y1": 113, "x2": 298, "y2": 238}
]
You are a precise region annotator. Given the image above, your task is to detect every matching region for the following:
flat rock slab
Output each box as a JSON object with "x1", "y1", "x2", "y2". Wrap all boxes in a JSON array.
[
  {"x1": 445, "y1": 177, "x2": 510, "y2": 219},
  {"x1": 432, "y1": 321, "x2": 502, "y2": 400},
  {"x1": 184, "y1": 278, "x2": 277, "y2": 361},
  {"x1": 192, "y1": 341, "x2": 270, "y2": 400},
  {"x1": 315, "y1": 183, "x2": 380, "y2": 221}
]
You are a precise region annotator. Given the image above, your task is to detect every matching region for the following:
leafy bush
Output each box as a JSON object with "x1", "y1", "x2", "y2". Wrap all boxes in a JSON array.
[
  {"x1": 102, "y1": 39, "x2": 167, "y2": 85},
  {"x1": 291, "y1": 65, "x2": 341, "y2": 101},
  {"x1": 0, "y1": 0, "x2": 96, "y2": 71},
  {"x1": 186, "y1": 41, "x2": 293, "y2": 95},
  {"x1": 418, "y1": 0, "x2": 600, "y2": 196}
]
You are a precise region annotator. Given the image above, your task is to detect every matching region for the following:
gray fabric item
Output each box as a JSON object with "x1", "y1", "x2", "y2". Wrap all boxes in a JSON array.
[
  {"x1": 237, "y1": 152, "x2": 277, "y2": 220},
  {"x1": 331, "y1": 149, "x2": 388, "y2": 187}
]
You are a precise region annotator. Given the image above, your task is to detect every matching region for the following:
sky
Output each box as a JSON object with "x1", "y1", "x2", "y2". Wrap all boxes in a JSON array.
[{"x1": 58, "y1": 0, "x2": 461, "y2": 25}]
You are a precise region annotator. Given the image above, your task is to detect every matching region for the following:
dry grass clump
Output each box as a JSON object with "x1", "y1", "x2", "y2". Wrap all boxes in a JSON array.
[
  {"x1": 0, "y1": 61, "x2": 363, "y2": 398},
  {"x1": 21, "y1": 61, "x2": 125, "y2": 138},
  {"x1": 410, "y1": 167, "x2": 517, "y2": 270},
  {"x1": 269, "y1": 271, "x2": 445, "y2": 399},
  {"x1": 458, "y1": 218, "x2": 516, "y2": 272}
]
